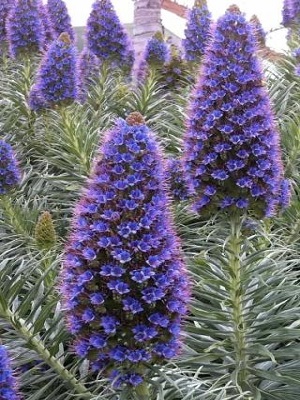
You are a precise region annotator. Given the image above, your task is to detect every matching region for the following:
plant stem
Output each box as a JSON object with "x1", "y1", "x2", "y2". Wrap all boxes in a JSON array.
[
  {"x1": 4, "y1": 309, "x2": 93, "y2": 399},
  {"x1": 228, "y1": 215, "x2": 248, "y2": 391},
  {"x1": 135, "y1": 382, "x2": 151, "y2": 400}
]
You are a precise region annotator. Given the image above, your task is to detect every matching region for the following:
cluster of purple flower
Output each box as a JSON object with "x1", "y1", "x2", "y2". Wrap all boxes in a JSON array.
[
  {"x1": 6, "y1": 0, "x2": 44, "y2": 58},
  {"x1": 0, "y1": 345, "x2": 21, "y2": 400},
  {"x1": 0, "y1": 0, "x2": 12, "y2": 45},
  {"x1": 293, "y1": 48, "x2": 300, "y2": 76},
  {"x1": 61, "y1": 112, "x2": 189, "y2": 387},
  {"x1": 77, "y1": 48, "x2": 100, "y2": 102},
  {"x1": 86, "y1": 0, "x2": 134, "y2": 74},
  {"x1": 282, "y1": 0, "x2": 300, "y2": 27},
  {"x1": 47, "y1": 0, "x2": 75, "y2": 41},
  {"x1": 160, "y1": 44, "x2": 192, "y2": 91},
  {"x1": 39, "y1": 3, "x2": 54, "y2": 47},
  {"x1": 135, "y1": 32, "x2": 169, "y2": 82},
  {"x1": 29, "y1": 32, "x2": 78, "y2": 110},
  {"x1": 182, "y1": 0, "x2": 212, "y2": 62},
  {"x1": 183, "y1": 5, "x2": 289, "y2": 217},
  {"x1": 0, "y1": 140, "x2": 21, "y2": 195},
  {"x1": 166, "y1": 157, "x2": 189, "y2": 201},
  {"x1": 250, "y1": 15, "x2": 266, "y2": 47}
]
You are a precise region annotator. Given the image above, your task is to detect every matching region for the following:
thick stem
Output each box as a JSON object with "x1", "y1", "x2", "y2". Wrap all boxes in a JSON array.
[
  {"x1": 228, "y1": 215, "x2": 248, "y2": 390},
  {"x1": 3, "y1": 309, "x2": 93, "y2": 399},
  {"x1": 135, "y1": 382, "x2": 151, "y2": 400}
]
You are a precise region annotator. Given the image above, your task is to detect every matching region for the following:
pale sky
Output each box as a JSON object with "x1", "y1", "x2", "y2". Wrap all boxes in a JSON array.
[{"x1": 63, "y1": 0, "x2": 287, "y2": 51}]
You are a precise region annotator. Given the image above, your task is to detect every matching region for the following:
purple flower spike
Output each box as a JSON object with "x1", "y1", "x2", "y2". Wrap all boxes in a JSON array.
[
  {"x1": 47, "y1": 0, "x2": 74, "y2": 41},
  {"x1": 78, "y1": 47, "x2": 100, "y2": 102},
  {"x1": 61, "y1": 112, "x2": 189, "y2": 386},
  {"x1": 182, "y1": 0, "x2": 212, "y2": 62},
  {"x1": 0, "y1": 0, "x2": 13, "y2": 45},
  {"x1": 282, "y1": 0, "x2": 293, "y2": 26},
  {"x1": 250, "y1": 15, "x2": 266, "y2": 47},
  {"x1": 0, "y1": 140, "x2": 21, "y2": 194},
  {"x1": 39, "y1": 3, "x2": 54, "y2": 47},
  {"x1": 0, "y1": 345, "x2": 21, "y2": 400},
  {"x1": 86, "y1": 0, "x2": 134, "y2": 74},
  {"x1": 135, "y1": 31, "x2": 169, "y2": 82},
  {"x1": 183, "y1": 5, "x2": 289, "y2": 218},
  {"x1": 6, "y1": 0, "x2": 44, "y2": 58},
  {"x1": 165, "y1": 157, "x2": 189, "y2": 201},
  {"x1": 29, "y1": 32, "x2": 78, "y2": 109}
]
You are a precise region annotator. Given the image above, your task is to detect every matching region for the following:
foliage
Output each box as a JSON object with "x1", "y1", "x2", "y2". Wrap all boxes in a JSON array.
[{"x1": 0, "y1": 3, "x2": 299, "y2": 400}]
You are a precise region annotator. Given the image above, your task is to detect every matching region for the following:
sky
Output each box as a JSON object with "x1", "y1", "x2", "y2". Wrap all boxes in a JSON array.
[{"x1": 63, "y1": 0, "x2": 287, "y2": 51}]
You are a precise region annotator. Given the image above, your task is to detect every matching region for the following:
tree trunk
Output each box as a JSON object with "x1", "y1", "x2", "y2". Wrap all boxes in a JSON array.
[{"x1": 133, "y1": 0, "x2": 162, "y2": 59}]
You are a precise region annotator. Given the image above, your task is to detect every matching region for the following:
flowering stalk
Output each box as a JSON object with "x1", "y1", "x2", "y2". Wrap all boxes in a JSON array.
[
  {"x1": 35, "y1": 211, "x2": 57, "y2": 250},
  {"x1": 182, "y1": 0, "x2": 212, "y2": 62},
  {"x1": 0, "y1": 344, "x2": 21, "y2": 400},
  {"x1": 250, "y1": 15, "x2": 266, "y2": 48},
  {"x1": 78, "y1": 47, "x2": 100, "y2": 102},
  {"x1": 0, "y1": 0, "x2": 13, "y2": 46},
  {"x1": 29, "y1": 32, "x2": 78, "y2": 109},
  {"x1": 47, "y1": 0, "x2": 74, "y2": 41},
  {"x1": 183, "y1": 5, "x2": 289, "y2": 218},
  {"x1": 227, "y1": 215, "x2": 248, "y2": 390},
  {"x1": 0, "y1": 140, "x2": 21, "y2": 195},
  {"x1": 135, "y1": 31, "x2": 169, "y2": 82},
  {"x1": 282, "y1": 0, "x2": 293, "y2": 27},
  {"x1": 39, "y1": 3, "x2": 54, "y2": 47},
  {"x1": 86, "y1": 0, "x2": 134, "y2": 74},
  {"x1": 6, "y1": 0, "x2": 44, "y2": 58},
  {"x1": 61, "y1": 112, "x2": 189, "y2": 388},
  {"x1": 165, "y1": 157, "x2": 189, "y2": 201}
]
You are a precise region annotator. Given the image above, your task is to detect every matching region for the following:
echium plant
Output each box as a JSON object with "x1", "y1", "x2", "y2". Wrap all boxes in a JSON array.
[
  {"x1": 166, "y1": 157, "x2": 189, "y2": 201},
  {"x1": 250, "y1": 15, "x2": 266, "y2": 47},
  {"x1": 0, "y1": 345, "x2": 21, "y2": 400},
  {"x1": 182, "y1": 0, "x2": 212, "y2": 62},
  {"x1": 0, "y1": 0, "x2": 13, "y2": 46},
  {"x1": 293, "y1": 47, "x2": 300, "y2": 75},
  {"x1": 78, "y1": 47, "x2": 100, "y2": 102},
  {"x1": 6, "y1": 0, "x2": 44, "y2": 58},
  {"x1": 282, "y1": 0, "x2": 293, "y2": 27},
  {"x1": 160, "y1": 44, "x2": 191, "y2": 91},
  {"x1": 0, "y1": 140, "x2": 21, "y2": 195},
  {"x1": 86, "y1": 0, "x2": 134, "y2": 74},
  {"x1": 183, "y1": 5, "x2": 289, "y2": 218},
  {"x1": 29, "y1": 32, "x2": 78, "y2": 109},
  {"x1": 60, "y1": 112, "x2": 189, "y2": 390},
  {"x1": 39, "y1": 3, "x2": 54, "y2": 47},
  {"x1": 136, "y1": 32, "x2": 169, "y2": 82},
  {"x1": 143, "y1": 32, "x2": 169, "y2": 67},
  {"x1": 47, "y1": 0, "x2": 74, "y2": 41}
]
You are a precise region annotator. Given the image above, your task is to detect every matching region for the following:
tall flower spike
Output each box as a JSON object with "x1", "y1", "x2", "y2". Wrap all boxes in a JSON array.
[
  {"x1": 35, "y1": 211, "x2": 57, "y2": 250},
  {"x1": 282, "y1": 0, "x2": 293, "y2": 27},
  {"x1": 78, "y1": 47, "x2": 100, "y2": 102},
  {"x1": 165, "y1": 157, "x2": 189, "y2": 201},
  {"x1": 47, "y1": 0, "x2": 74, "y2": 41},
  {"x1": 61, "y1": 112, "x2": 189, "y2": 387},
  {"x1": 182, "y1": 0, "x2": 212, "y2": 62},
  {"x1": 86, "y1": 0, "x2": 134, "y2": 74},
  {"x1": 0, "y1": 344, "x2": 21, "y2": 400},
  {"x1": 0, "y1": 140, "x2": 21, "y2": 195},
  {"x1": 39, "y1": 3, "x2": 54, "y2": 47},
  {"x1": 160, "y1": 44, "x2": 191, "y2": 91},
  {"x1": 135, "y1": 31, "x2": 169, "y2": 82},
  {"x1": 183, "y1": 5, "x2": 289, "y2": 218},
  {"x1": 250, "y1": 15, "x2": 266, "y2": 48},
  {"x1": 0, "y1": 0, "x2": 13, "y2": 45},
  {"x1": 6, "y1": 0, "x2": 44, "y2": 58},
  {"x1": 29, "y1": 32, "x2": 78, "y2": 109}
]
